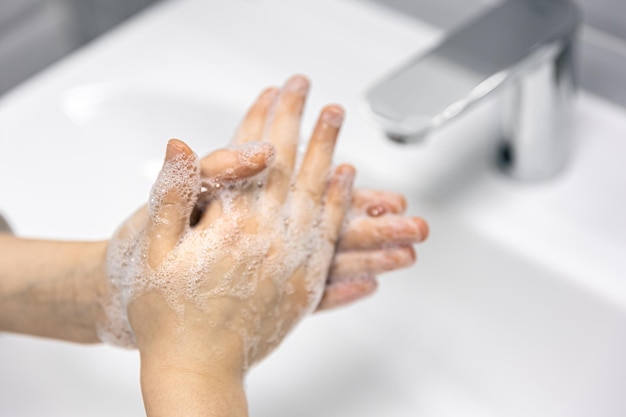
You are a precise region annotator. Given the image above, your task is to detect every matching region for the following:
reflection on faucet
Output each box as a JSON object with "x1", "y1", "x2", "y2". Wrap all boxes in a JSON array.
[{"x1": 365, "y1": 0, "x2": 580, "y2": 180}]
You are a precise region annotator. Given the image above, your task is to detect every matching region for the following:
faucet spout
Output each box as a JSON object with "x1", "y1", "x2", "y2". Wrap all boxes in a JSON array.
[{"x1": 365, "y1": 0, "x2": 580, "y2": 180}]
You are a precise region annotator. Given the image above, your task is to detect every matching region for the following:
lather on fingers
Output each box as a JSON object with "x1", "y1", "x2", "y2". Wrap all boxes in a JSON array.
[
  {"x1": 196, "y1": 78, "x2": 427, "y2": 315},
  {"x1": 264, "y1": 75, "x2": 310, "y2": 203},
  {"x1": 338, "y1": 215, "x2": 428, "y2": 251},
  {"x1": 351, "y1": 189, "x2": 407, "y2": 216},
  {"x1": 146, "y1": 139, "x2": 200, "y2": 268}
]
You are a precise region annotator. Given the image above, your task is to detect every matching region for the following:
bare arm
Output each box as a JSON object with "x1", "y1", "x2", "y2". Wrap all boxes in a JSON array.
[{"x1": 0, "y1": 235, "x2": 107, "y2": 343}]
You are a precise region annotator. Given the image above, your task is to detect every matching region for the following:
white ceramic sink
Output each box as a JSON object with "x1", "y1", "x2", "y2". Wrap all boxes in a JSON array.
[{"x1": 1, "y1": 0, "x2": 625, "y2": 416}]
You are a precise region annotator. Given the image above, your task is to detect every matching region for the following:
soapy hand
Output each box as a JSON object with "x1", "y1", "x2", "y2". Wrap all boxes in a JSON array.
[
  {"x1": 227, "y1": 77, "x2": 427, "y2": 311},
  {"x1": 104, "y1": 142, "x2": 353, "y2": 369},
  {"x1": 101, "y1": 75, "x2": 349, "y2": 369},
  {"x1": 99, "y1": 76, "x2": 428, "y2": 369}
]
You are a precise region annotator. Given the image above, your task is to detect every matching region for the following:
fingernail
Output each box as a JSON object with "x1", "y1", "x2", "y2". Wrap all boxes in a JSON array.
[
  {"x1": 322, "y1": 105, "x2": 345, "y2": 128},
  {"x1": 336, "y1": 164, "x2": 356, "y2": 197},
  {"x1": 410, "y1": 217, "x2": 429, "y2": 240},
  {"x1": 398, "y1": 195, "x2": 408, "y2": 213},
  {"x1": 166, "y1": 138, "x2": 185, "y2": 161},
  {"x1": 285, "y1": 75, "x2": 310, "y2": 94},
  {"x1": 261, "y1": 87, "x2": 280, "y2": 103},
  {"x1": 337, "y1": 164, "x2": 355, "y2": 182}
]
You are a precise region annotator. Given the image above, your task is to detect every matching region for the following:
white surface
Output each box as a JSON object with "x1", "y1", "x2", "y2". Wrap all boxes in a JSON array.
[{"x1": 1, "y1": 0, "x2": 625, "y2": 416}]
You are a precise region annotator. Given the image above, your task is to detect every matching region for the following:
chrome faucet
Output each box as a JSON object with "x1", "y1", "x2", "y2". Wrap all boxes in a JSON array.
[{"x1": 365, "y1": 0, "x2": 580, "y2": 180}]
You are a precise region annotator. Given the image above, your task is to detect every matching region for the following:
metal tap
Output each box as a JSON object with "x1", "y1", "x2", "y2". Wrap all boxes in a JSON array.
[{"x1": 365, "y1": 0, "x2": 580, "y2": 180}]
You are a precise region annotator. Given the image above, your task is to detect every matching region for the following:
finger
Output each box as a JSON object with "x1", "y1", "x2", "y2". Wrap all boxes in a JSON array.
[
  {"x1": 232, "y1": 87, "x2": 280, "y2": 145},
  {"x1": 265, "y1": 74, "x2": 310, "y2": 202},
  {"x1": 196, "y1": 143, "x2": 276, "y2": 229},
  {"x1": 195, "y1": 143, "x2": 275, "y2": 228},
  {"x1": 351, "y1": 189, "x2": 407, "y2": 216},
  {"x1": 338, "y1": 216, "x2": 429, "y2": 251},
  {"x1": 322, "y1": 164, "x2": 356, "y2": 245},
  {"x1": 294, "y1": 105, "x2": 344, "y2": 209},
  {"x1": 329, "y1": 246, "x2": 416, "y2": 282},
  {"x1": 146, "y1": 139, "x2": 200, "y2": 267},
  {"x1": 316, "y1": 277, "x2": 378, "y2": 312},
  {"x1": 199, "y1": 142, "x2": 276, "y2": 182}
]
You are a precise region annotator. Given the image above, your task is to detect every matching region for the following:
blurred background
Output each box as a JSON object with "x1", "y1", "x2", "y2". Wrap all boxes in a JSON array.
[
  {"x1": 1, "y1": 0, "x2": 626, "y2": 107},
  {"x1": 0, "y1": 0, "x2": 155, "y2": 94}
]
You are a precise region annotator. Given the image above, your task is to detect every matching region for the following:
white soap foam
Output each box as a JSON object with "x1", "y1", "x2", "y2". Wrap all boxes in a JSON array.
[
  {"x1": 149, "y1": 152, "x2": 201, "y2": 226},
  {"x1": 99, "y1": 141, "x2": 341, "y2": 367}
]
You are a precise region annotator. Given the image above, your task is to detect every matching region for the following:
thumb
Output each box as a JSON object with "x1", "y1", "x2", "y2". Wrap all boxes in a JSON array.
[{"x1": 146, "y1": 139, "x2": 200, "y2": 267}]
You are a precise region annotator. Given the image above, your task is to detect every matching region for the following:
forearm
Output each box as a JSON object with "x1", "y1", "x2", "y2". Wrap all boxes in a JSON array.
[{"x1": 0, "y1": 234, "x2": 108, "y2": 343}]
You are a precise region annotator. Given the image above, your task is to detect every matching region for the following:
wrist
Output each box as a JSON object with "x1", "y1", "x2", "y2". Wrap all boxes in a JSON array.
[
  {"x1": 130, "y1": 295, "x2": 247, "y2": 375},
  {"x1": 139, "y1": 332, "x2": 248, "y2": 417}
]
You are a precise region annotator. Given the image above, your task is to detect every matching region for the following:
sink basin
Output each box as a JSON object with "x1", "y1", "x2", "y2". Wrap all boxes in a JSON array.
[
  {"x1": 1, "y1": 0, "x2": 625, "y2": 416},
  {"x1": 1, "y1": 83, "x2": 244, "y2": 240},
  {"x1": 248, "y1": 213, "x2": 626, "y2": 417}
]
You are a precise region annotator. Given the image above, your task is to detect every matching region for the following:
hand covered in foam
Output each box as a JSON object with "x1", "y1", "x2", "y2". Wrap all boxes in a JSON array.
[
  {"x1": 100, "y1": 77, "x2": 357, "y2": 370},
  {"x1": 99, "y1": 75, "x2": 428, "y2": 372},
  {"x1": 227, "y1": 77, "x2": 428, "y2": 311}
]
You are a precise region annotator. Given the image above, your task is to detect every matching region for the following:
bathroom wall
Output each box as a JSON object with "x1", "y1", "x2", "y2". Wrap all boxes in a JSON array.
[
  {"x1": 65, "y1": 0, "x2": 158, "y2": 42},
  {"x1": 0, "y1": 0, "x2": 159, "y2": 95},
  {"x1": 0, "y1": 0, "x2": 77, "y2": 94},
  {"x1": 576, "y1": 0, "x2": 626, "y2": 106},
  {"x1": 580, "y1": 0, "x2": 626, "y2": 40}
]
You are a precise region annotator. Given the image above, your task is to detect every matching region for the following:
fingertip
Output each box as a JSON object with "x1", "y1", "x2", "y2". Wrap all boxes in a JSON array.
[
  {"x1": 398, "y1": 194, "x2": 408, "y2": 213},
  {"x1": 260, "y1": 86, "x2": 280, "y2": 103},
  {"x1": 403, "y1": 245, "x2": 417, "y2": 264},
  {"x1": 285, "y1": 74, "x2": 310, "y2": 94},
  {"x1": 231, "y1": 142, "x2": 275, "y2": 178},
  {"x1": 232, "y1": 86, "x2": 280, "y2": 145},
  {"x1": 329, "y1": 164, "x2": 356, "y2": 204},
  {"x1": 410, "y1": 217, "x2": 429, "y2": 241},
  {"x1": 256, "y1": 142, "x2": 276, "y2": 167},
  {"x1": 201, "y1": 143, "x2": 276, "y2": 182},
  {"x1": 165, "y1": 138, "x2": 194, "y2": 161},
  {"x1": 320, "y1": 104, "x2": 345, "y2": 128},
  {"x1": 335, "y1": 163, "x2": 356, "y2": 182}
]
